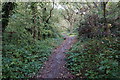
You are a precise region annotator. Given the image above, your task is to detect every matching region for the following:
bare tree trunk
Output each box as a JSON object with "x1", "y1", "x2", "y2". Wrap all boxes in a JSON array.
[
  {"x1": 46, "y1": 2, "x2": 54, "y2": 23},
  {"x1": 103, "y1": 2, "x2": 107, "y2": 26},
  {"x1": 70, "y1": 22, "x2": 73, "y2": 34},
  {"x1": 101, "y1": 1, "x2": 110, "y2": 36}
]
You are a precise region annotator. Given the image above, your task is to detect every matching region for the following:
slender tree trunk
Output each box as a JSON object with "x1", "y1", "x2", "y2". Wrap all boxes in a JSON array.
[
  {"x1": 38, "y1": 29, "x2": 41, "y2": 40},
  {"x1": 33, "y1": 26, "x2": 36, "y2": 39},
  {"x1": 31, "y1": 3, "x2": 37, "y2": 39},
  {"x1": 103, "y1": 2, "x2": 107, "y2": 26},
  {"x1": 70, "y1": 22, "x2": 73, "y2": 34},
  {"x1": 101, "y1": 2, "x2": 110, "y2": 36}
]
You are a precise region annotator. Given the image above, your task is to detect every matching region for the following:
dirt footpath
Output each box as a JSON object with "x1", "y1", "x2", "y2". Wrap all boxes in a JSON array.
[{"x1": 36, "y1": 36, "x2": 77, "y2": 78}]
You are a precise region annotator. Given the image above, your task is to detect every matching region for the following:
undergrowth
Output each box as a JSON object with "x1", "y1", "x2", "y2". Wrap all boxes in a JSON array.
[
  {"x1": 2, "y1": 32, "x2": 63, "y2": 78},
  {"x1": 65, "y1": 36, "x2": 120, "y2": 78}
]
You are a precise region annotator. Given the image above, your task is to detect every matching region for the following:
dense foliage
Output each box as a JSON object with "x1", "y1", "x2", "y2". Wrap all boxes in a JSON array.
[
  {"x1": 66, "y1": 37, "x2": 120, "y2": 78},
  {"x1": 2, "y1": 1, "x2": 120, "y2": 79},
  {"x1": 65, "y1": 2, "x2": 120, "y2": 79},
  {"x1": 3, "y1": 36, "x2": 62, "y2": 78},
  {"x1": 2, "y1": 2, "x2": 63, "y2": 78}
]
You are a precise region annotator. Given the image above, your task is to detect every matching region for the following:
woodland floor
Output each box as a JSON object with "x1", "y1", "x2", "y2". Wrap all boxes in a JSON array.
[{"x1": 36, "y1": 36, "x2": 77, "y2": 78}]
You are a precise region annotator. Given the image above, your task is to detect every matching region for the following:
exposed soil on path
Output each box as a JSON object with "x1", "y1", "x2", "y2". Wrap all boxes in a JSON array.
[{"x1": 36, "y1": 36, "x2": 77, "y2": 78}]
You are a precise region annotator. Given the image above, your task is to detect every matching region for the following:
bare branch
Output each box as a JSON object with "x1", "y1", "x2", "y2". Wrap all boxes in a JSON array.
[
  {"x1": 46, "y1": 2, "x2": 54, "y2": 23},
  {"x1": 93, "y1": 2, "x2": 101, "y2": 11}
]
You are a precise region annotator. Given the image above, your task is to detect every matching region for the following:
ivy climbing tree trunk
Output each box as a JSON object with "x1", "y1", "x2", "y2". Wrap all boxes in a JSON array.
[
  {"x1": 40, "y1": 2, "x2": 54, "y2": 39},
  {"x1": 2, "y1": 2, "x2": 16, "y2": 32},
  {"x1": 31, "y1": 3, "x2": 37, "y2": 39}
]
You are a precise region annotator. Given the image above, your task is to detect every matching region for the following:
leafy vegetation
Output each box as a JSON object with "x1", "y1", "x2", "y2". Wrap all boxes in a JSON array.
[
  {"x1": 2, "y1": 2, "x2": 63, "y2": 78},
  {"x1": 65, "y1": 2, "x2": 120, "y2": 79},
  {"x1": 1, "y1": 1, "x2": 120, "y2": 79},
  {"x1": 3, "y1": 36, "x2": 63, "y2": 78},
  {"x1": 66, "y1": 37, "x2": 120, "y2": 78}
]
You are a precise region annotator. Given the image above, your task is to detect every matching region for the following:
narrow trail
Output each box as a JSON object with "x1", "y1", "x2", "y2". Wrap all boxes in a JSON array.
[{"x1": 36, "y1": 36, "x2": 77, "y2": 78}]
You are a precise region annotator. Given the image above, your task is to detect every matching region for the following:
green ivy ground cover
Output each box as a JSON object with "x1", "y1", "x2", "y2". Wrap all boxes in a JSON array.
[
  {"x1": 65, "y1": 37, "x2": 120, "y2": 78},
  {"x1": 2, "y1": 36, "x2": 63, "y2": 78}
]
